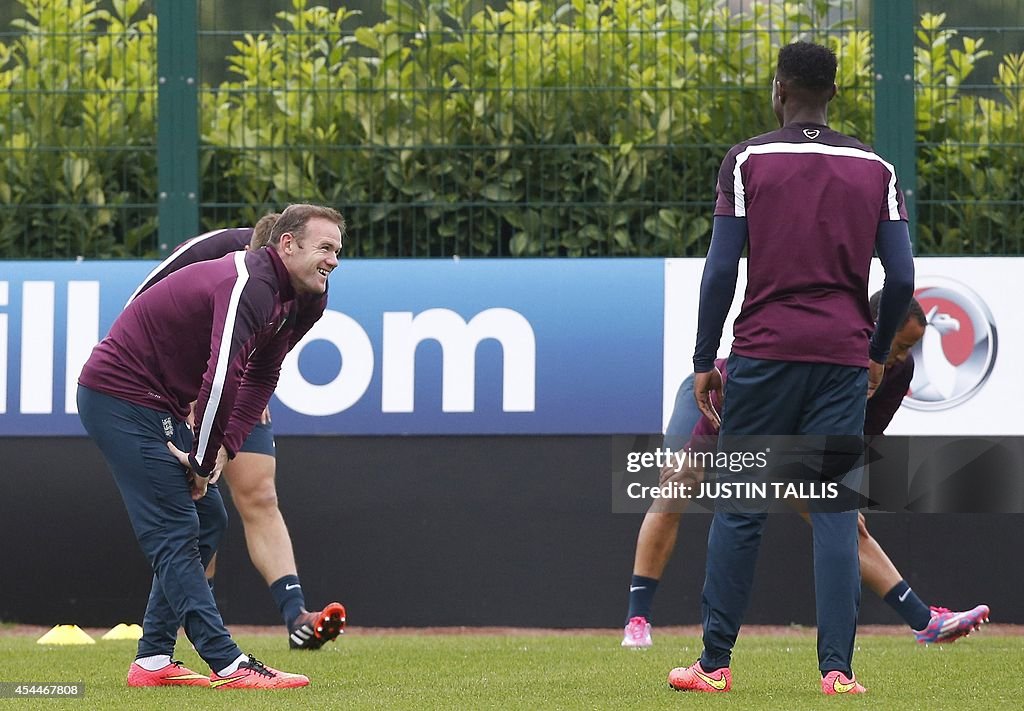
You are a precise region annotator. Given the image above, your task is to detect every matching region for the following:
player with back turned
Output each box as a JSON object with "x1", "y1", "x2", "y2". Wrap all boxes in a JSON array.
[
  {"x1": 621, "y1": 292, "x2": 990, "y2": 650},
  {"x1": 667, "y1": 42, "x2": 915, "y2": 696}
]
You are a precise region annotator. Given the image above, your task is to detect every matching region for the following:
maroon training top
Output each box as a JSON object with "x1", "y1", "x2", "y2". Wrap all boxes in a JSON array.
[
  {"x1": 80, "y1": 248, "x2": 298, "y2": 475},
  {"x1": 714, "y1": 122, "x2": 909, "y2": 368}
]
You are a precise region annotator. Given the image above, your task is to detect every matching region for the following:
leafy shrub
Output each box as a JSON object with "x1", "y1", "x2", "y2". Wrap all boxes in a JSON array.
[
  {"x1": 0, "y1": 0, "x2": 157, "y2": 257},
  {"x1": 205, "y1": 0, "x2": 876, "y2": 256},
  {"x1": 914, "y1": 12, "x2": 1024, "y2": 254},
  {"x1": 1, "y1": 0, "x2": 1022, "y2": 257}
]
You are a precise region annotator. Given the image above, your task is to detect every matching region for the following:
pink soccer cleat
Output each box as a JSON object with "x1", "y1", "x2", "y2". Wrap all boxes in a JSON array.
[
  {"x1": 668, "y1": 661, "x2": 732, "y2": 692},
  {"x1": 821, "y1": 670, "x2": 866, "y2": 695},
  {"x1": 914, "y1": 604, "x2": 990, "y2": 644},
  {"x1": 621, "y1": 616, "x2": 652, "y2": 648}
]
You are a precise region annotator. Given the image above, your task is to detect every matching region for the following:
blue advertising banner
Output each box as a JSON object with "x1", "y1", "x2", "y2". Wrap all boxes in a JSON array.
[{"x1": 0, "y1": 259, "x2": 664, "y2": 435}]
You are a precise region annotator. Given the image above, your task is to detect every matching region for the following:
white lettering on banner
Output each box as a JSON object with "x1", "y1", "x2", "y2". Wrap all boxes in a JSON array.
[
  {"x1": 276, "y1": 311, "x2": 375, "y2": 416},
  {"x1": 21, "y1": 282, "x2": 55, "y2": 414},
  {"x1": 1, "y1": 281, "x2": 537, "y2": 420},
  {"x1": 65, "y1": 282, "x2": 100, "y2": 414},
  {"x1": 0, "y1": 282, "x2": 7, "y2": 414},
  {"x1": 0, "y1": 281, "x2": 101, "y2": 416},
  {"x1": 273, "y1": 307, "x2": 537, "y2": 416},
  {"x1": 381, "y1": 308, "x2": 536, "y2": 414}
]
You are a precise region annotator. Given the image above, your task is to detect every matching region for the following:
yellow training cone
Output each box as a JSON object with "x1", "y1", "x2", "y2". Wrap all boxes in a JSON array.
[
  {"x1": 36, "y1": 625, "x2": 96, "y2": 645},
  {"x1": 101, "y1": 623, "x2": 143, "y2": 640}
]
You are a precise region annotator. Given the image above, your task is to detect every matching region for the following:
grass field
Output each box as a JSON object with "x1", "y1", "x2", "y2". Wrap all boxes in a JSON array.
[{"x1": 0, "y1": 628, "x2": 1019, "y2": 710}]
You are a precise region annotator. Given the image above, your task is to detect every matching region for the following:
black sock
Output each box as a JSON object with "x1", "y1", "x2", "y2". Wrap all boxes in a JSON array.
[
  {"x1": 883, "y1": 580, "x2": 932, "y2": 631},
  {"x1": 270, "y1": 574, "x2": 306, "y2": 629},
  {"x1": 698, "y1": 657, "x2": 728, "y2": 673},
  {"x1": 626, "y1": 575, "x2": 659, "y2": 623},
  {"x1": 821, "y1": 668, "x2": 852, "y2": 678}
]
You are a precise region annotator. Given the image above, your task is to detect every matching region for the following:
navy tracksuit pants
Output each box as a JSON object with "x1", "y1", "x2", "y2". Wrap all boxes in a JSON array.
[
  {"x1": 77, "y1": 386, "x2": 241, "y2": 670},
  {"x1": 699, "y1": 355, "x2": 866, "y2": 676}
]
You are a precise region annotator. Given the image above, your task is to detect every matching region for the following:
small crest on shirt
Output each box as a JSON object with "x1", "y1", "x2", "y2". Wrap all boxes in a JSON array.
[
  {"x1": 161, "y1": 417, "x2": 174, "y2": 439},
  {"x1": 803, "y1": 128, "x2": 820, "y2": 140}
]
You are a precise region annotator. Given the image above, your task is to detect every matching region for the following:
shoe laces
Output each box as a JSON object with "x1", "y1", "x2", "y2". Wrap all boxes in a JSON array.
[
  {"x1": 170, "y1": 660, "x2": 187, "y2": 668},
  {"x1": 240, "y1": 656, "x2": 276, "y2": 678},
  {"x1": 930, "y1": 606, "x2": 951, "y2": 615}
]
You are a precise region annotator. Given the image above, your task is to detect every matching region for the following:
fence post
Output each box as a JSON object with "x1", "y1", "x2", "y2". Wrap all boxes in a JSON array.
[
  {"x1": 156, "y1": 0, "x2": 199, "y2": 256},
  {"x1": 873, "y1": 0, "x2": 917, "y2": 249}
]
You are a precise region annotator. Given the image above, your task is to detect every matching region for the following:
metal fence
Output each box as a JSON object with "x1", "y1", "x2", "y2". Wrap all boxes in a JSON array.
[
  {"x1": 0, "y1": 1, "x2": 158, "y2": 258},
  {"x1": 912, "y1": 1, "x2": 1024, "y2": 255},
  {"x1": 0, "y1": 0, "x2": 1021, "y2": 258}
]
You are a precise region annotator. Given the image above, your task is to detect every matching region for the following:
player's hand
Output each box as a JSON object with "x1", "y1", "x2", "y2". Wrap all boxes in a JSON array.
[
  {"x1": 867, "y1": 360, "x2": 885, "y2": 399},
  {"x1": 205, "y1": 446, "x2": 228, "y2": 486},
  {"x1": 187, "y1": 470, "x2": 210, "y2": 500},
  {"x1": 693, "y1": 367, "x2": 724, "y2": 430},
  {"x1": 186, "y1": 401, "x2": 197, "y2": 431},
  {"x1": 660, "y1": 459, "x2": 705, "y2": 488},
  {"x1": 260, "y1": 405, "x2": 271, "y2": 425},
  {"x1": 659, "y1": 456, "x2": 681, "y2": 486},
  {"x1": 166, "y1": 442, "x2": 226, "y2": 499},
  {"x1": 167, "y1": 441, "x2": 208, "y2": 499}
]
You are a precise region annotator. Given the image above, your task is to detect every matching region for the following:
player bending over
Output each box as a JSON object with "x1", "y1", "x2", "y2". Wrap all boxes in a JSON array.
[
  {"x1": 129, "y1": 213, "x2": 346, "y2": 651},
  {"x1": 79, "y1": 204, "x2": 344, "y2": 689},
  {"x1": 622, "y1": 294, "x2": 989, "y2": 650}
]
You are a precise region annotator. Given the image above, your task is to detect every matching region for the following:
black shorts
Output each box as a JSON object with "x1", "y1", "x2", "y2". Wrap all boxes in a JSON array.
[{"x1": 239, "y1": 421, "x2": 276, "y2": 457}]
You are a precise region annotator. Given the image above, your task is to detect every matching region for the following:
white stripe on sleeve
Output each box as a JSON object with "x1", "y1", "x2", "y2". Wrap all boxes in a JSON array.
[{"x1": 195, "y1": 250, "x2": 250, "y2": 467}]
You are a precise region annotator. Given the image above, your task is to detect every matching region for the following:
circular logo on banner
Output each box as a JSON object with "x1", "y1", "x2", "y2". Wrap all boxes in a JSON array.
[{"x1": 904, "y1": 278, "x2": 997, "y2": 411}]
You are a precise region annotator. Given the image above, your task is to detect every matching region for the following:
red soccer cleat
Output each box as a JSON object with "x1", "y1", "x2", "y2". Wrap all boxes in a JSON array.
[
  {"x1": 127, "y1": 659, "x2": 210, "y2": 687},
  {"x1": 209, "y1": 655, "x2": 309, "y2": 689},
  {"x1": 289, "y1": 602, "x2": 346, "y2": 650}
]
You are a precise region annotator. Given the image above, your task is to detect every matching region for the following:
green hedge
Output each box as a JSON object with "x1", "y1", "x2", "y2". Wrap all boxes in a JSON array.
[
  {"x1": 0, "y1": 0, "x2": 157, "y2": 257},
  {"x1": 0, "y1": 0, "x2": 1021, "y2": 257},
  {"x1": 914, "y1": 13, "x2": 1024, "y2": 254}
]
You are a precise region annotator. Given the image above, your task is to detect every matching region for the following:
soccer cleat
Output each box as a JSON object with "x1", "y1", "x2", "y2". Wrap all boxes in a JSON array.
[
  {"x1": 289, "y1": 602, "x2": 346, "y2": 650},
  {"x1": 127, "y1": 660, "x2": 210, "y2": 687},
  {"x1": 209, "y1": 655, "x2": 309, "y2": 689},
  {"x1": 668, "y1": 661, "x2": 732, "y2": 692},
  {"x1": 821, "y1": 670, "x2": 866, "y2": 695},
  {"x1": 621, "y1": 616, "x2": 653, "y2": 648},
  {"x1": 914, "y1": 604, "x2": 990, "y2": 644}
]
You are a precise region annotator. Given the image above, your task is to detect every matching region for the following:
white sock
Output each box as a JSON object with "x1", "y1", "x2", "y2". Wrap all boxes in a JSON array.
[
  {"x1": 134, "y1": 654, "x2": 172, "y2": 671},
  {"x1": 216, "y1": 653, "x2": 248, "y2": 677}
]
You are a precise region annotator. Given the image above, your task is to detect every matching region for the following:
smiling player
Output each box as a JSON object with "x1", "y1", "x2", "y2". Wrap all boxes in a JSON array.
[
  {"x1": 79, "y1": 204, "x2": 344, "y2": 689},
  {"x1": 129, "y1": 211, "x2": 347, "y2": 652}
]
